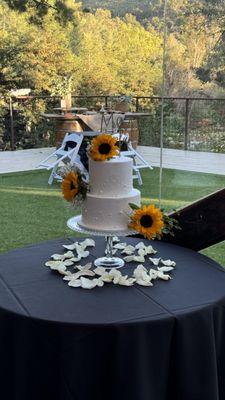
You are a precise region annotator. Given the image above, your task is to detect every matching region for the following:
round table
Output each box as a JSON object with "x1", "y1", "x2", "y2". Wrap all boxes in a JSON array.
[{"x1": 0, "y1": 237, "x2": 225, "y2": 400}]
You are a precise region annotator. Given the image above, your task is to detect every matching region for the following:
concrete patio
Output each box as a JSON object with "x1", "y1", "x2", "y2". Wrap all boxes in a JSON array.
[{"x1": 1, "y1": 146, "x2": 225, "y2": 175}]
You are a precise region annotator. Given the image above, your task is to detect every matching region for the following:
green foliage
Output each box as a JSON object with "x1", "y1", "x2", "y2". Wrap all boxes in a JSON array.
[
  {"x1": 3, "y1": 0, "x2": 80, "y2": 24},
  {"x1": 75, "y1": 10, "x2": 162, "y2": 96},
  {"x1": 2, "y1": 0, "x2": 225, "y2": 151}
]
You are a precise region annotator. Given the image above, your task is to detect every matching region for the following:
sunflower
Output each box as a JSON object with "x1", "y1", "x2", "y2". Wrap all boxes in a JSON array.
[
  {"x1": 90, "y1": 134, "x2": 119, "y2": 161},
  {"x1": 62, "y1": 171, "x2": 79, "y2": 201},
  {"x1": 129, "y1": 204, "x2": 164, "y2": 240}
]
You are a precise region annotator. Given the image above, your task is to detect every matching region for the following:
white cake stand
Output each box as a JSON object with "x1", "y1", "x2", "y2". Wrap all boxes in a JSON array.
[{"x1": 67, "y1": 215, "x2": 136, "y2": 269}]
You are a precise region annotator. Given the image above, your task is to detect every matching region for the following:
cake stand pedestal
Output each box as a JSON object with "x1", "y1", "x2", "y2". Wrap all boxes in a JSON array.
[{"x1": 67, "y1": 215, "x2": 136, "y2": 269}]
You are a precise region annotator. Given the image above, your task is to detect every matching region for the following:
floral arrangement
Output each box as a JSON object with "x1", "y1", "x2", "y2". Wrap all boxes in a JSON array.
[
  {"x1": 128, "y1": 203, "x2": 179, "y2": 240},
  {"x1": 60, "y1": 165, "x2": 88, "y2": 206},
  {"x1": 89, "y1": 133, "x2": 119, "y2": 161}
]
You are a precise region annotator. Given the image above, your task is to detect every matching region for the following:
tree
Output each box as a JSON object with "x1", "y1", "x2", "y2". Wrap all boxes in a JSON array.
[
  {"x1": 76, "y1": 10, "x2": 162, "y2": 96},
  {"x1": 0, "y1": 3, "x2": 80, "y2": 94},
  {"x1": 3, "y1": 0, "x2": 80, "y2": 24}
]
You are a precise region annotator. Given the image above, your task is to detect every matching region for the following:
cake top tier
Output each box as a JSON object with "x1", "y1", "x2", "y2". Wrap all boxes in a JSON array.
[{"x1": 89, "y1": 156, "x2": 133, "y2": 198}]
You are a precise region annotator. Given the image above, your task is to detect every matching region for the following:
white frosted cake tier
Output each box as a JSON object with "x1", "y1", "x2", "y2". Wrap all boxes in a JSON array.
[
  {"x1": 80, "y1": 189, "x2": 140, "y2": 232},
  {"x1": 89, "y1": 156, "x2": 133, "y2": 197}
]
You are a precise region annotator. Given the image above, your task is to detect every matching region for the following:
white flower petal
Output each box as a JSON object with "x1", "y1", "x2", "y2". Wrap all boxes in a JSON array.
[
  {"x1": 80, "y1": 277, "x2": 99, "y2": 289},
  {"x1": 134, "y1": 264, "x2": 147, "y2": 274},
  {"x1": 157, "y1": 266, "x2": 174, "y2": 272},
  {"x1": 62, "y1": 243, "x2": 78, "y2": 251},
  {"x1": 149, "y1": 257, "x2": 161, "y2": 266},
  {"x1": 124, "y1": 255, "x2": 145, "y2": 263},
  {"x1": 133, "y1": 265, "x2": 151, "y2": 283},
  {"x1": 149, "y1": 269, "x2": 159, "y2": 280},
  {"x1": 123, "y1": 255, "x2": 134, "y2": 262},
  {"x1": 51, "y1": 254, "x2": 64, "y2": 261},
  {"x1": 134, "y1": 255, "x2": 145, "y2": 263},
  {"x1": 45, "y1": 260, "x2": 62, "y2": 267},
  {"x1": 68, "y1": 279, "x2": 82, "y2": 287},
  {"x1": 135, "y1": 243, "x2": 157, "y2": 255},
  {"x1": 63, "y1": 251, "x2": 75, "y2": 259},
  {"x1": 73, "y1": 270, "x2": 95, "y2": 279},
  {"x1": 77, "y1": 250, "x2": 90, "y2": 259},
  {"x1": 101, "y1": 273, "x2": 113, "y2": 283},
  {"x1": 118, "y1": 276, "x2": 136, "y2": 286},
  {"x1": 94, "y1": 267, "x2": 106, "y2": 276},
  {"x1": 135, "y1": 242, "x2": 146, "y2": 250},
  {"x1": 76, "y1": 263, "x2": 92, "y2": 271},
  {"x1": 63, "y1": 259, "x2": 74, "y2": 267},
  {"x1": 71, "y1": 257, "x2": 82, "y2": 263},
  {"x1": 113, "y1": 243, "x2": 127, "y2": 249},
  {"x1": 157, "y1": 272, "x2": 172, "y2": 281},
  {"x1": 80, "y1": 238, "x2": 95, "y2": 248},
  {"x1": 122, "y1": 250, "x2": 134, "y2": 255},
  {"x1": 48, "y1": 262, "x2": 69, "y2": 275},
  {"x1": 137, "y1": 248, "x2": 146, "y2": 256},
  {"x1": 145, "y1": 246, "x2": 157, "y2": 255},
  {"x1": 112, "y1": 236, "x2": 120, "y2": 242},
  {"x1": 136, "y1": 278, "x2": 153, "y2": 287},
  {"x1": 63, "y1": 274, "x2": 77, "y2": 281},
  {"x1": 96, "y1": 278, "x2": 104, "y2": 287},
  {"x1": 70, "y1": 248, "x2": 89, "y2": 260},
  {"x1": 109, "y1": 269, "x2": 122, "y2": 284},
  {"x1": 121, "y1": 245, "x2": 135, "y2": 255},
  {"x1": 57, "y1": 267, "x2": 70, "y2": 276},
  {"x1": 161, "y1": 259, "x2": 176, "y2": 267}
]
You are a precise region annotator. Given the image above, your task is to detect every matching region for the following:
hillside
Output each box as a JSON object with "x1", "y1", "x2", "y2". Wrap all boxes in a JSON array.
[{"x1": 82, "y1": 0, "x2": 159, "y2": 21}]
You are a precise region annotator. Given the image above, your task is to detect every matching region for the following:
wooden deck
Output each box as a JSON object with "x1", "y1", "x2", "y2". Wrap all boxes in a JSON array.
[{"x1": 1, "y1": 146, "x2": 225, "y2": 175}]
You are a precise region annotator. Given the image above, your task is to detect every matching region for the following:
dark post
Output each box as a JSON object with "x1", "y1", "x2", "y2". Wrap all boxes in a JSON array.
[
  {"x1": 135, "y1": 97, "x2": 139, "y2": 112},
  {"x1": 9, "y1": 96, "x2": 15, "y2": 151},
  {"x1": 184, "y1": 98, "x2": 189, "y2": 150},
  {"x1": 105, "y1": 96, "x2": 108, "y2": 109}
]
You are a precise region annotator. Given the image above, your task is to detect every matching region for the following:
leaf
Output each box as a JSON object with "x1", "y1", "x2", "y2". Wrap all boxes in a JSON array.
[{"x1": 129, "y1": 203, "x2": 140, "y2": 210}]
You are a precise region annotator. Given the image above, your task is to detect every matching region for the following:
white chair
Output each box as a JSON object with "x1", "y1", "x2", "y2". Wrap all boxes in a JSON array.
[
  {"x1": 112, "y1": 133, "x2": 153, "y2": 185},
  {"x1": 37, "y1": 133, "x2": 85, "y2": 185}
]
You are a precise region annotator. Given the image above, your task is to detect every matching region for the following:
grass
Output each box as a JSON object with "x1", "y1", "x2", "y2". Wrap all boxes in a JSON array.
[{"x1": 0, "y1": 167, "x2": 225, "y2": 265}]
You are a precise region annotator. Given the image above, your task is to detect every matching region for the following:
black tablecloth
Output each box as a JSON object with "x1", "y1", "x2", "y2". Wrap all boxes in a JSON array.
[{"x1": 0, "y1": 237, "x2": 225, "y2": 400}]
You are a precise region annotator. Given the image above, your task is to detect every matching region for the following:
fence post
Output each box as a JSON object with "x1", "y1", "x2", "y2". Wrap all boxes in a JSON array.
[
  {"x1": 184, "y1": 98, "x2": 189, "y2": 150},
  {"x1": 105, "y1": 96, "x2": 108, "y2": 109},
  {"x1": 135, "y1": 97, "x2": 139, "y2": 112},
  {"x1": 9, "y1": 96, "x2": 15, "y2": 151}
]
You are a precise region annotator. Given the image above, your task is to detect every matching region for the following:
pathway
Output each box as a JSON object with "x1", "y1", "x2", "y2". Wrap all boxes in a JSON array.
[
  {"x1": 1, "y1": 146, "x2": 225, "y2": 175},
  {"x1": 139, "y1": 146, "x2": 225, "y2": 175},
  {"x1": 0, "y1": 148, "x2": 53, "y2": 174}
]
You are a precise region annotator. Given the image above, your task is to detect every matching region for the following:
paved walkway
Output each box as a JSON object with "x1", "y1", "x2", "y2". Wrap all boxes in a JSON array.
[
  {"x1": 0, "y1": 148, "x2": 53, "y2": 174},
  {"x1": 139, "y1": 146, "x2": 225, "y2": 175},
  {"x1": 1, "y1": 146, "x2": 225, "y2": 175}
]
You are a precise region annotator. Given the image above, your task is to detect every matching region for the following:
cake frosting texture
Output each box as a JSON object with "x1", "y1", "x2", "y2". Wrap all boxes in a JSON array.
[
  {"x1": 89, "y1": 156, "x2": 133, "y2": 196},
  {"x1": 80, "y1": 156, "x2": 141, "y2": 232}
]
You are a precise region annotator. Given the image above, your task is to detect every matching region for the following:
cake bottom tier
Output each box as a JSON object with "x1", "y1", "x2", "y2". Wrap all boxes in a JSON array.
[{"x1": 80, "y1": 189, "x2": 141, "y2": 232}]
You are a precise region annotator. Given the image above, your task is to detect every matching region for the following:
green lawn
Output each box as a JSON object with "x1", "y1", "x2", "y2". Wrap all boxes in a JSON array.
[{"x1": 0, "y1": 167, "x2": 225, "y2": 265}]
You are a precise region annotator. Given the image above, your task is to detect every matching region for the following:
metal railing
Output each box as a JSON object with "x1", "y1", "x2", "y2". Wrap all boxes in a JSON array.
[{"x1": 2, "y1": 95, "x2": 225, "y2": 152}]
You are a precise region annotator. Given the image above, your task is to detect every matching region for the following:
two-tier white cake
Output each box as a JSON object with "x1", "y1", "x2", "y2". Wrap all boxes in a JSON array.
[{"x1": 79, "y1": 156, "x2": 141, "y2": 232}]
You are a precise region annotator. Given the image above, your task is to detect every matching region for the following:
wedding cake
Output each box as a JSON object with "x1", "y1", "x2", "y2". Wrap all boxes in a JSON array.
[{"x1": 79, "y1": 156, "x2": 141, "y2": 232}]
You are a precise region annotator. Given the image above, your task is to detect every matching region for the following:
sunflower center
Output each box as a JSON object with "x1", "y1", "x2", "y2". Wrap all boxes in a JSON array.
[
  {"x1": 70, "y1": 181, "x2": 76, "y2": 190},
  {"x1": 98, "y1": 143, "x2": 111, "y2": 155},
  {"x1": 140, "y1": 214, "x2": 153, "y2": 228}
]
